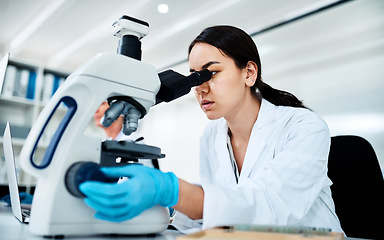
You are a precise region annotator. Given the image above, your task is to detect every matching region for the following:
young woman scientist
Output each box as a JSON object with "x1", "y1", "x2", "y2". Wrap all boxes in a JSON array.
[{"x1": 79, "y1": 26, "x2": 344, "y2": 233}]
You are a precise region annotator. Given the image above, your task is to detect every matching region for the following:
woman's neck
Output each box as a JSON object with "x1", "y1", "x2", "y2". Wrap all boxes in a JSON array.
[
  {"x1": 225, "y1": 94, "x2": 261, "y2": 173},
  {"x1": 226, "y1": 94, "x2": 261, "y2": 143}
]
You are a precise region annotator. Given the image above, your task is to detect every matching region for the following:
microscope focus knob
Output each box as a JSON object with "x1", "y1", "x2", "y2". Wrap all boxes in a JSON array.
[{"x1": 65, "y1": 162, "x2": 108, "y2": 198}]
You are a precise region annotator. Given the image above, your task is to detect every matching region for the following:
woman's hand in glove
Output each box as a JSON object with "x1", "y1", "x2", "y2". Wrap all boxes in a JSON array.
[{"x1": 79, "y1": 164, "x2": 179, "y2": 222}]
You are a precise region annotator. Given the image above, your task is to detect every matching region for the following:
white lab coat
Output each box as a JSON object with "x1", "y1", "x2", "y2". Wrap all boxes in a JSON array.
[{"x1": 172, "y1": 99, "x2": 343, "y2": 233}]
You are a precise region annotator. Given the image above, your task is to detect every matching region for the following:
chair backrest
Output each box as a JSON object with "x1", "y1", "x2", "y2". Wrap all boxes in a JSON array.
[{"x1": 328, "y1": 135, "x2": 384, "y2": 239}]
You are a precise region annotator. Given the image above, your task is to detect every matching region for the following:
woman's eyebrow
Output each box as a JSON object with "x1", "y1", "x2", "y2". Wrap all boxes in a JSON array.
[{"x1": 190, "y1": 61, "x2": 220, "y2": 72}]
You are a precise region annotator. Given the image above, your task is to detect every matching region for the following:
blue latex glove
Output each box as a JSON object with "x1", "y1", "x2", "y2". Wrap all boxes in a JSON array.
[{"x1": 79, "y1": 164, "x2": 179, "y2": 222}]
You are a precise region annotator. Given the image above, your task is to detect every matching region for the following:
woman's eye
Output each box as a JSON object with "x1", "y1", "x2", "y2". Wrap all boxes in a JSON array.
[{"x1": 211, "y1": 71, "x2": 217, "y2": 76}]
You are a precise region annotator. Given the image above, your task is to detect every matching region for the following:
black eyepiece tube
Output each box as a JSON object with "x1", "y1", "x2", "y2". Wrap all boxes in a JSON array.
[
  {"x1": 186, "y1": 69, "x2": 212, "y2": 86},
  {"x1": 156, "y1": 69, "x2": 212, "y2": 104}
]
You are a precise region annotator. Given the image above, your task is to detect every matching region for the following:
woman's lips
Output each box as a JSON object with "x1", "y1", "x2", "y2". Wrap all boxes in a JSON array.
[{"x1": 201, "y1": 100, "x2": 214, "y2": 111}]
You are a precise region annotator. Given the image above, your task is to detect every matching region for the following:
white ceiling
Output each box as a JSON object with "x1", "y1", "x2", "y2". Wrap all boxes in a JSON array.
[{"x1": 0, "y1": 0, "x2": 343, "y2": 72}]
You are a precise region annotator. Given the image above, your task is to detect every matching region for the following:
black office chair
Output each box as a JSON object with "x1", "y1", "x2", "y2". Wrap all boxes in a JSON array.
[{"x1": 328, "y1": 135, "x2": 384, "y2": 239}]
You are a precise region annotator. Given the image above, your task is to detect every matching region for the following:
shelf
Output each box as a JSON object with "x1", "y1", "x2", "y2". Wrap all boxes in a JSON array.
[
  {"x1": 0, "y1": 95, "x2": 35, "y2": 108},
  {"x1": 0, "y1": 136, "x2": 25, "y2": 147},
  {"x1": 0, "y1": 55, "x2": 70, "y2": 188}
]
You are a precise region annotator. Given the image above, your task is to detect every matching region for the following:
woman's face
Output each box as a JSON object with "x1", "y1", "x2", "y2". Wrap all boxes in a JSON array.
[{"x1": 189, "y1": 43, "x2": 251, "y2": 120}]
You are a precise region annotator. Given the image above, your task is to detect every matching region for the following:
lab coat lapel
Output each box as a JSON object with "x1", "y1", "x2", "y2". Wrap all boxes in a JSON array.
[
  {"x1": 240, "y1": 126, "x2": 266, "y2": 179},
  {"x1": 214, "y1": 120, "x2": 238, "y2": 186},
  {"x1": 240, "y1": 99, "x2": 276, "y2": 179}
]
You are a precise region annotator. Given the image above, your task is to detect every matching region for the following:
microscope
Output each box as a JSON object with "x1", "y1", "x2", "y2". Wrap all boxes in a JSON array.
[{"x1": 19, "y1": 15, "x2": 211, "y2": 237}]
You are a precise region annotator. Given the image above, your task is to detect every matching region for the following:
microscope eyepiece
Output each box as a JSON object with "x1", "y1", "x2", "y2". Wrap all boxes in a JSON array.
[
  {"x1": 156, "y1": 69, "x2": 212, "y2": 104},
  {"x1": 187, "y1": 69, "x2": 212, "y2": 86}
]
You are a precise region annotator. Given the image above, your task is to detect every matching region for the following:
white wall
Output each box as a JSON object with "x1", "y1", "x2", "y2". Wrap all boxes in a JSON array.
[
  {"x1": 135, "y1": 0, "x2": 384, "y2": 183},
  {"x1": 137, "y1": 95, "x2": 209, "y2": 184}
]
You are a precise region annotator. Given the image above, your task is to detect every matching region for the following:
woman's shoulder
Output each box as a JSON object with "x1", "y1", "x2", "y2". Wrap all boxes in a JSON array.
[
  {"x1": 281, "y1": 105, "x2": 324, "y2": 122},
  {"x1": 259, "y1": 99, "x2": 327, "y2": 132},
  {"x1": 272, "y1": 102, "x2": 329, "y2": 132}
]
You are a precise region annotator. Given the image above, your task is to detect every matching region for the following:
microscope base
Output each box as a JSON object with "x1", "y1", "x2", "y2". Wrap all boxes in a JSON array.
[{"x1": 29, "y1": 205, "x2": 169, "y2": 237}]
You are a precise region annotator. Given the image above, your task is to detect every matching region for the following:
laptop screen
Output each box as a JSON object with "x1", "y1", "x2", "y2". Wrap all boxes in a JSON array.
[{"x1": 3, "y1": 122, "x2": 24, "y2": 222}]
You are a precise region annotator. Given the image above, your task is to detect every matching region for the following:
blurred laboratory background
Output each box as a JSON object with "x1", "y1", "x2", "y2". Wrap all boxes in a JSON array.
[{"x1": 0, "y1": 0, "x2": 383, "y2": 185}]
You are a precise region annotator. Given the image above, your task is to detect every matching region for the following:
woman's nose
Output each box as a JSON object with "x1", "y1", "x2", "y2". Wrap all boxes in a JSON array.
[{"x1": 195, "y1": 81, "x2": 209, "y2": 95}]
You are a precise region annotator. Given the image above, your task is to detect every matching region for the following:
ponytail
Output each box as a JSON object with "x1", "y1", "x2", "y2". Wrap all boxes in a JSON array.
[{"x1": 256, "y1": 80, "x2": 306, "y2": 108}]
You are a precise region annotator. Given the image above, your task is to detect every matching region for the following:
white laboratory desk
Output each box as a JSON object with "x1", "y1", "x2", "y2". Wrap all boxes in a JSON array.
[
  {"x1": 0, "y1": 208, "x2": 368, "y2": 240},
  {"x1": 0, "y1": 208, "x2": 181, "y2": 240}
]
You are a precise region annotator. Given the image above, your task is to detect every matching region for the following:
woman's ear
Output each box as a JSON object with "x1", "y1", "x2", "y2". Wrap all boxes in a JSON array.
[{"x1": 245, "y1": 61, "x2": 258, "y2": 87}]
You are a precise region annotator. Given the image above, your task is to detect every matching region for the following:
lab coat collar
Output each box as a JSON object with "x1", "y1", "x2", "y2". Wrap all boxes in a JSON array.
[
  {"x1": 239, "y1": 98, "x2": 277, "y2": 179},
  {"x1": 214, "y1": 120, "x2": 239, "y2": 186},
  {"x1": 255, "y1": 98, "x2": 277, "y2": 129},
  {"x1": 215, "y1": 98, "x2": 277, "y2": 182}
]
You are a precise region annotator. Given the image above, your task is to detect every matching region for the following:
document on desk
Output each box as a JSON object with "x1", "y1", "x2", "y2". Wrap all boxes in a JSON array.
[{"x1": 177, "y1": 225, "x2": 344, "y2": 240}]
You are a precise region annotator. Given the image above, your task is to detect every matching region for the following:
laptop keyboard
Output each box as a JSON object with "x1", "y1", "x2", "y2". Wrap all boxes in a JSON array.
[{"x1": 22, "y1": 209, "x2": 30, "y2": 218}]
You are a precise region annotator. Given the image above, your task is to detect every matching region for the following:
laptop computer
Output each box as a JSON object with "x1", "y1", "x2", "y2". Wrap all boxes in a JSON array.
[{"x1": 3, "y1": 122, "x2": 31, "y2": 224}]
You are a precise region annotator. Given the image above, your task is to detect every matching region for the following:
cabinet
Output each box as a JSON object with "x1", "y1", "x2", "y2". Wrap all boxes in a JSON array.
[{"x1": 0, "y1": 53, "x2": 70, "y2": 187}]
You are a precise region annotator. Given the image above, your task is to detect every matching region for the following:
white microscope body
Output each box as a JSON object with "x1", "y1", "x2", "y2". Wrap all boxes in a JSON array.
[
  {"x1": 18, "y1": 16, "x2": 169, "y2": 237},
  {"x1": 19, "y1": 52, "x2": 170, "y2": 236},
  {"x1": 19, "y1": 15, "x2": 211, "y2": 237}
]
